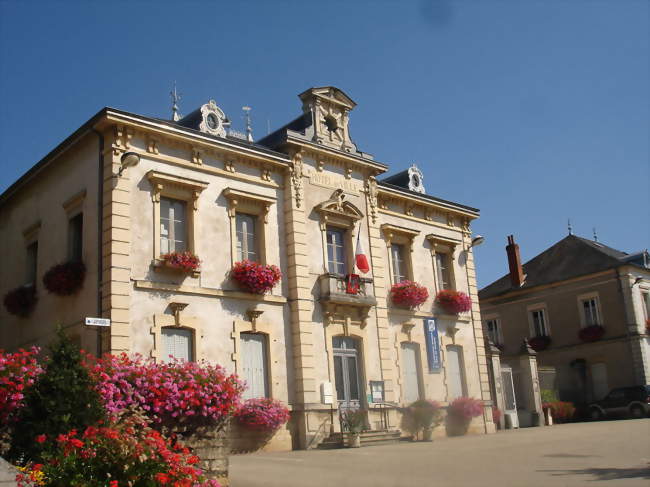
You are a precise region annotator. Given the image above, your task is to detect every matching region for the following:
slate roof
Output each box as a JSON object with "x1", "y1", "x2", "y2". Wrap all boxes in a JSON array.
[
  {"x1": 479, "y1": 235, "x2": 649, "y2": 300},
  {"x1": 380, "y1": 169, "x2": 410, "y2": 188}
]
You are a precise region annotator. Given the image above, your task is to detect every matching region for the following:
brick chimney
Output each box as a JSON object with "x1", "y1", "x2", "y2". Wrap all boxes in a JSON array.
[{"x1": 506, "y1": 235, "x2": 525, "y2": 287}]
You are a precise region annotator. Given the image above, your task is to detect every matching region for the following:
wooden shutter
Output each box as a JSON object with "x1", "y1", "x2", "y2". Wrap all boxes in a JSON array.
[
  {"x1": 446, "y1": 346, "x2": 465, "y2": 400},
  {"x1": 401, "y1": 343, "x2": 421, "y2": 403},
  {"x1": 162, "y1": 328, "x2": 192, "y2": 362},
  {"x1": 241, "y1": 333, "x2": 268, "y2": 400}
]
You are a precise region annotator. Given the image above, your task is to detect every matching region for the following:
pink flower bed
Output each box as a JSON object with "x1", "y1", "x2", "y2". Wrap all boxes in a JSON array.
[
  {"x1": 448, "y1": 397, "x2": 484, "y2": 421},
  {"x1": 236, "y1": 398, "x2": 290, "y2": 432},
  {"x1": 390, "y1": 280, "x2": 429, "y2": 308},
  {"x1": 161, "y1": 251, "x2": 201, "y2": 272},
  {"x1": 435, "y1": 290, "x2": 472, "y2": 314},
  {"x1": 231, "y1": 260, "x2": 282, "y2": 294},
  {"x1": 86, "y1": 354, "x2": 244, "y2": 433},
  {"x1": 0, "y1": 347, "x2": 42, "y2": 426}
]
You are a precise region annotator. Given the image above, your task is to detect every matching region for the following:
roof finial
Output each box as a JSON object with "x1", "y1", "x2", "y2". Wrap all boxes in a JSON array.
[
  {"x1": 568, "y1": 218, "x2": 573, "y2": 235},
  {"x1": 170, "y1": 82, "x2": 182, "y2": 122},
  {"x1": 593, "y1": 227, "x2": 598, "y2": 242},
  {"x1": 242, "y1": 106, "x2": 253, "y2": 142}
]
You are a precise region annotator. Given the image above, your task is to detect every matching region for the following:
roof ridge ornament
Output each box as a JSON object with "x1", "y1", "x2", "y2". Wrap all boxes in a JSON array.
[
  {"x1": 407, "y1": 164, "x2": 425, "y2": 194},
  {"x1": 199, "y1": 100, "x2": 230, "y2": 137},
  {"x1": 170, "y1": 81, "x2": 182, "y2": 121}
]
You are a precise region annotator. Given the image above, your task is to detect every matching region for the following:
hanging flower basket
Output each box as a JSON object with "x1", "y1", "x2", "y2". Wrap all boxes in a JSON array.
[
  {"x1": 390, "y1": 280, "x2": 429, "y2": 308},
  {"x1": 578, "y1": 324, "x2": 605, "y2": 343},
  {"x1": 42, "y1": 261, "x2": 86, "y2": 296},
  {"x1": 236, "y1": 398, "x2": 290, "y2": 432},
  {"x1": 435, "y1": 290, "x2": 472, "y2": 314},
  {"x1": 528, "y1": 335, "x2": 551, "y2": 352},
  {"x1": 231, "y1": 260, "x2": 282, "y2": 294},
  {"x1": 3, "y1": 285, "x2": 37, "y2": 317},
  {"x1": 161, "y1": 251, "x2": 201, "y2": 273}
]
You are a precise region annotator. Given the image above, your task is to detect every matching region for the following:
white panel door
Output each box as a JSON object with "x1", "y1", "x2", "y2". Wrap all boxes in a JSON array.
[
  {"x1": 591, "y1": 363, "x2": 608, "y2": 401},
  {"x1": 446, "y1": 346, "x2": 465, "y2": 400},
  {"x1": 162, "y1": 328, "x2": 192, "y2": 362},
  {"x1": 241, "y1": 333, "x2": 268, "y2": 400},
  {"x1": 401, "y1": 343, "x2": 421, "y2": 404}
]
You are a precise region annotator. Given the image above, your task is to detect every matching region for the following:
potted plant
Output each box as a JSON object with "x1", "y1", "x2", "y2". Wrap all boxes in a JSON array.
[
  {"x1": 528, "y1": 335, "x2": 551, "y2": 352},
  {"x1": 160, "y1": 251, "x2": 201, "y2": 273},
  {"x1": 401, "y1": 399, "x2": 443, "y2": 441},
  {"x1": 446, "y1": 397, "x2": 484, "y2": 436},
  {"x1": 435, "y1": 290, "x2": 472, "y2": 315},
  {"x1": 341, "y1": 409, "x2": 366, "y2": 448},
  {"x1": 390, "y1": 280, "x2": 429, "y2": 308},
  {"x1": 645, "y1": 318, "x2": 649, "y2": 334},
  {"x1": 231, "y1": 260, "x2": 282, "y2": 294},
  {"x1": 578, "y1": 324, "x2": 605, "y2": 343},
  {"x1": 3, "y1": 285, "x2": 37, "y2": 317},
  {"x1": 42, "y1": 261, "x2": 86, "y2": 296}
]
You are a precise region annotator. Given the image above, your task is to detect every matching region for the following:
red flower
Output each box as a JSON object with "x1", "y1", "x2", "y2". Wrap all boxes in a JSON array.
[
  {"x1": 231, "y1": 261, "x2": 281, "y2": 294},
  {"x1": 155, "y1": 472, "x2": 170, "y2": 484},
  {"x1": 42, "y1": 261, "x2": 86, "y2": 295},
  {"x1": 390, "y1": 281, "x2": 429, "y2": 308},
  {"x1": 35, "y1": 434, "x2": 47, "y2": 444},
  {"x1": 161, "y1": 252, "x2": 201, "y2": 272},
  {"x1": 435, "y1": 290, "x2": 472, "y2": 314}
]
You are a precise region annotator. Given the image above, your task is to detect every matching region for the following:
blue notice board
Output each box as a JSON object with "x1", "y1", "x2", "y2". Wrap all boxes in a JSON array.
[{"x1": 424, "y1": 318, "x2": 441, "y2": 372}]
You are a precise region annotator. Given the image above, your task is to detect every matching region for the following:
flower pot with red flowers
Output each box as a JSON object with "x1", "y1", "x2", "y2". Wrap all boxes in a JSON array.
[
  {"x1": 42, "y1": 261, "x2": 86, "y2": 296},
  {"x1": 3, "y1": 285, "x2": 37, "y2": 317},
  {"x1": 446, "y1": 397, "x2": 484, "y2": 436},
  {"x1": 161, "y1": 251, "x2": 201, "y2": 274},
  {"x1": 435, "y1": 290, "x2": 472, "y2": 315},
  {"x1": 390, "y1": 280, "x2": 429, "y2": 309},
  {"x1": 528, "y1": 335, "x2": 551, "y2": 352},
  {"x1": 578, "y1": 324, "x2": 605, "y2": 343},
  {"x1": 645, "y1": 319, "x2": 650, "y2": 334},
  {"x1": 231, "y1": 260, "x2": 282, "y2": 294}
]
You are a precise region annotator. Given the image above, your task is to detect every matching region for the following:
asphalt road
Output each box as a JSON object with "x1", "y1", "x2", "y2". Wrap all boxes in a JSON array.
[{"x1": 230, "y1": 419, "x2": 650, "y2": 487}]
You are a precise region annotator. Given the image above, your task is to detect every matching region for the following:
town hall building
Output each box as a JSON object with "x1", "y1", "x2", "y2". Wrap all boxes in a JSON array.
[{"x1": 0, "y1": 86, "x2": 495, "y2": 449}]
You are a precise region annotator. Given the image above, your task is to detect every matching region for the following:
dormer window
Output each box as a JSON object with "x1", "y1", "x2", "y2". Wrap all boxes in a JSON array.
[{"x1": 324, "y1": 115, "x2": 338, "y2": 133}]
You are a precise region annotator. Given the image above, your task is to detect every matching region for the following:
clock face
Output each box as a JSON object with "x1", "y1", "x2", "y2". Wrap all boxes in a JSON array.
[{"x1": 206, "y1": 113, "x2": 219, "y2": 130}]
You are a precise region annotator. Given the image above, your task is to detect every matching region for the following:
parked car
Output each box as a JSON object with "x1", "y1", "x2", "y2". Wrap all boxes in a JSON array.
[{"x1": 588, "y1": 385, "x2": 650, "y2": 420}]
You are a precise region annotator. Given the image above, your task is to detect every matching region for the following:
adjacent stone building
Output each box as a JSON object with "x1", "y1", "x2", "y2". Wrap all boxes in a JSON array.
[
  {"x1": 0, "y1": 86, "x2": 495, "y2": 449},
  {"x1": 479, "y1": 234, "x2": 650, "y2": 416}
]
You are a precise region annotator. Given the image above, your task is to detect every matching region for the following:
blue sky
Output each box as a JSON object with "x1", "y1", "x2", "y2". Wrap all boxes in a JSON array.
[{"x1": 0, "y1": 0, "x2": 648, "y2": 287}]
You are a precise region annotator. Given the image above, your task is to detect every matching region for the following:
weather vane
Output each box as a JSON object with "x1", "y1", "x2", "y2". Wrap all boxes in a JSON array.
[
  {"x1": 242, "y1": 106, "x2": 253, "y2": 142},
  {"x1": 567, "y1": 219, "x2": 573, "y2": 236},
  {"x1": 593, "y1": 227, "x2": 598, "y2": 242},
  {"x1": 170, "y1": 82, "x2": 182, "y2": 121}
]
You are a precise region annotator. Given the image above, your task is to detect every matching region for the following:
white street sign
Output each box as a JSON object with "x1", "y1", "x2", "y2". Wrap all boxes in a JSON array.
[{"x1": 85, "y1": 317, "x2": 111, "y2": 327}]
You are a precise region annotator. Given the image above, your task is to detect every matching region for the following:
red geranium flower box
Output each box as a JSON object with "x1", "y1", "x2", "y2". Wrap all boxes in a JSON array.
[
  {"x1": 390, "y1": 280, "x2": 429, "y2": 308},
  {"x1": 161, "y1": 251, "x2": 201, "y2": 273},
  {"x1": 578, "y1": 324, "x2": 605, "y2": 343},
  {"x1": 528, "y1": 335, "x2": 551, "y2": 352},
  {"x1": 43, "y1": 261, "x2": 86, "y2": 296},
  {"x1": 435, "y1": 290, "x2": 472, "y2": 314},
  {"x1": 231, "y1": 260, "x2": 282, "y2": 294},
  {"x1": 3, "y1": 285, "x2": 37, "y2": 317}
]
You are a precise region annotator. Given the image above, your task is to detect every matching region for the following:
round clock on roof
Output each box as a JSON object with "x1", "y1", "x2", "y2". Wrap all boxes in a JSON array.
[
  {"x1": 408, "y1": 164, "x2": 426, "y2": 194},
  {"x1": 199, "y1": 100, "x2": 228, "y2": 137}
]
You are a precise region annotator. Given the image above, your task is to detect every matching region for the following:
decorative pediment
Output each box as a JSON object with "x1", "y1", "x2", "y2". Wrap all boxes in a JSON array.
[
  {"x1": 315, "y1": 189, "x2": 364, "y2": 229},
  {"x1": 299, "y1": 86, "x2": 357, "y2": 152}
]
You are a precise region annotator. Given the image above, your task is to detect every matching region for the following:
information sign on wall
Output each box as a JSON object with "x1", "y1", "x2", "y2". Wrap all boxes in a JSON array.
[{"x1": 424, "y1": 318, "x2": 441, "y2": 372}]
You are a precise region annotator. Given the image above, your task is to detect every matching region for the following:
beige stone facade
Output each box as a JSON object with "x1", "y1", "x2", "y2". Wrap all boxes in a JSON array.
[{"x1": 0, "y1": 87, "x2": 495, "y2": 449}]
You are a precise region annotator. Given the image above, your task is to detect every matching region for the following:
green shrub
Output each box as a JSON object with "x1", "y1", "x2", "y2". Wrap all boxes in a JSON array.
[
  {"x1": 541, "y1": 389, "x2": 558, "y2": 403},
  {"x1": 9, "y1": 330, "x2": 105, "y2": 463}
]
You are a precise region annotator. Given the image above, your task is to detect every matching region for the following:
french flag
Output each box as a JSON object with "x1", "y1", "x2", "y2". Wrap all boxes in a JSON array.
[{"x1": 355, "y1": 229, "x2": 370, "y2": 274}]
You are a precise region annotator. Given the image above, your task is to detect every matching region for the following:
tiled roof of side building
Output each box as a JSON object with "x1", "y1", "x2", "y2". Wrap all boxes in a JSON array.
[{"x1": 479, "y1": 234, "x2": 648, "y2": 300}]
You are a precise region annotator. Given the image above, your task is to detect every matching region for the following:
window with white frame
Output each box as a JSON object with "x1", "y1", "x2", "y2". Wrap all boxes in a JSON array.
[
  {"x1": 530, "y1": 308, "x2": 549, "y2": 337},
  {"x1": 161, "y1": 328, "x2": 194, "y2": 362},
  {"x1": 236, "y1": 213, "x2": 258, "y2": 262},
  {"x1": 435, "y1": 252, "x2": 452, "y2": 290},
  {"x1": 581, "y1": 297, "x2": 600, "y2": 327},
  {"x1": 240, "y1": 333, "x2": 269, "y2": 400},
  {"x1": 160, "y1": 197, "x2": 187, "y2": 254},
  {"x1": 326, "y1": 226, "x2": 347, "y2": 275},
  {"x1": 485, "y1": 318, "x2": 502, "y2": 345},
  {"x1": 391, "y1": 244, "x2": 407, "y2": 283}
]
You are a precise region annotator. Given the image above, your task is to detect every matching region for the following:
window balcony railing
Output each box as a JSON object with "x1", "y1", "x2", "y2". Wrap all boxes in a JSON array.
[{"x1": 319, "y1": 273, "x2": 377, "y2": 308}]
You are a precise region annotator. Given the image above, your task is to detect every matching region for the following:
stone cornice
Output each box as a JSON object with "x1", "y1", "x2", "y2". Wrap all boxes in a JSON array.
[{"x1": 378, "y1": 185, "x2": 479, "y2": 219}]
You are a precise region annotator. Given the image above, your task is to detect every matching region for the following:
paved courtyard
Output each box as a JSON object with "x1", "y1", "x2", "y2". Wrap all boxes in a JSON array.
[{"x1": 230, "y1": 419, "x2": 650, "y2": 487}]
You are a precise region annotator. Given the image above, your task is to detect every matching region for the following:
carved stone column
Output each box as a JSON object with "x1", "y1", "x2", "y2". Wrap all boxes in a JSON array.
[{"x1": 518, "y1": 340, "x2": 544, "y2": 427}]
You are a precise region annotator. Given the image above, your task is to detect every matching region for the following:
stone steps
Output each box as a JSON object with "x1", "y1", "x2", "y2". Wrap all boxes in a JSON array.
[{"x1": 317, "y1": 430, "x2": 402, "y2": 449}]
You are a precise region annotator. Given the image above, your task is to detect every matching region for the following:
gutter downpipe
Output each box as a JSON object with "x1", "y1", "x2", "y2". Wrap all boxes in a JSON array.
[{"x1": 92, "y1": 128, "x2": 104, "y2": 357}]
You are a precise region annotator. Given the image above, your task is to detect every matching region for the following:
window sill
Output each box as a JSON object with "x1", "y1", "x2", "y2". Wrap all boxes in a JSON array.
[{"x1": 151, "y1": 259, "x2": 201, "y2": 279}]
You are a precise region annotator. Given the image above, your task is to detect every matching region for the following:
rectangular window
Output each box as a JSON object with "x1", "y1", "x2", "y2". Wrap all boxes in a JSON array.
[
  {"x1": 435, "y1": 252, "x2": 452, "y2": 290},
  {"x1": 326, "y1": 227, "x2": 346, "y2": 275},
  {"x1": 581, "y1": 298, "x2": 600, "y2": 327},
  {"x1": 391, "y1": 244, "x2": 407, "y2": 283},
  {"x1": 485, "y1": 318, "x2": 501, "y2": 345},
  {"x1": 401, "y1": 343, "x2": 422, "y2": 403},
  {"x1": 240, "y1": 333, "x2": 269, "y2": 400},
  {"x1": 236, "y1": 213, "x2": 258, "y2": 262},
  {"x1": 68, "y1": 213, "x2": 83, "y2": 262},
  {"x1": 530, "y1": 309, "x2": 549, "y2": 337},
  {"x1": 446, "y1": 346, "x2": 466, "y2": 400},
  {"x1": 160, "y1": 197, "x2": 187, "y2": 254},
  {"x1": 161, "y1": 328, "x2": 193, "y2": 362},
  {"x1": 641, "y1": 292, "x2": 650, "y2": 320},
  {"x1": 26, "y1": 242, "x2": 38, "y2": 286}
]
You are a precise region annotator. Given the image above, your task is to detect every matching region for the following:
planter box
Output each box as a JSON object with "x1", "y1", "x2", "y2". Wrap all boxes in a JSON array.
[{"x1": 228, "y1": 421, "x2": 292, "y2": 454}]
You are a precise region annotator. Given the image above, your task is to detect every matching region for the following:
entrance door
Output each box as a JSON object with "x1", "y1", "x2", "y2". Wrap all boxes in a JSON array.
[
  {"x1": 333, "y1": 337, "x2": 361, "y2": 409},
  {"x1": 401, "y1": 343, "x2": 421, "y2": 404},
  {"x1": 501, "y1": 366, "x2": 519, "y2": 428}
]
